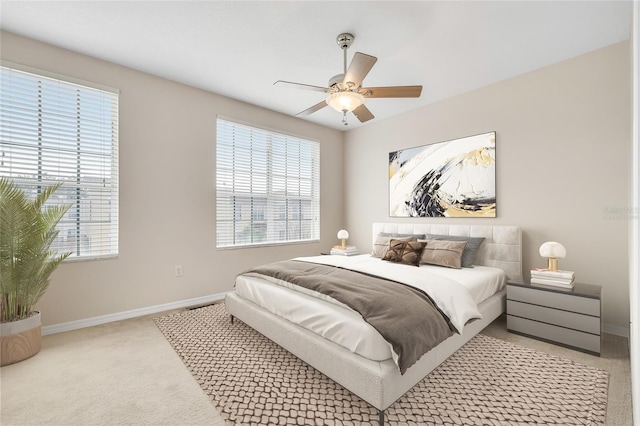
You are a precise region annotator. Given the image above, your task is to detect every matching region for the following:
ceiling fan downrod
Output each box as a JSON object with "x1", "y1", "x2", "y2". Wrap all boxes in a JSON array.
[{"x1": 336, "y1": 33, "x2": 354, "y2": 76}]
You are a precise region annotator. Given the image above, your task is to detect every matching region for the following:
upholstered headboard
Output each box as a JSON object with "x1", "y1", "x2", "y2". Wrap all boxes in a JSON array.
[{"x1": 372, "y1": 223, "x2": 523, "y2": 281}]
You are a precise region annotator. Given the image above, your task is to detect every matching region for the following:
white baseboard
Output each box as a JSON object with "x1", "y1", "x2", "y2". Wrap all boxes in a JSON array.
[
  {"x1": 41, "y1": 292, "x2": 229, "y2": 336},
  {"x1": 42, "y1": 293, "x2": 631, "y2": 341},
  {"x1": 603, "y1": 323, "x2": 630, "y2": 338}
]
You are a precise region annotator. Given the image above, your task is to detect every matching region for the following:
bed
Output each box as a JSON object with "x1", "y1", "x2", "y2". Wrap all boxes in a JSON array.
[{"x1": 225, "y1": 223, "x2": 522, "y2": 424}]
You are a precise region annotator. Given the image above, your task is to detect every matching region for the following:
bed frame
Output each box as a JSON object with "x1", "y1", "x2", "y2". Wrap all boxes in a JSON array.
[{"x1": 225, "y1": 223, "x2": 522, "y2": 425}]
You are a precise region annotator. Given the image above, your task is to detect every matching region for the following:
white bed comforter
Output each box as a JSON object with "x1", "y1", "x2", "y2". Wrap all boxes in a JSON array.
[{"x1": 235, "y1": 254, "x2": 505, "y2": 363}]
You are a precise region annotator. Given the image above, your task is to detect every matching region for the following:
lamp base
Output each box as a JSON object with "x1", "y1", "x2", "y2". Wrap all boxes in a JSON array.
[{"x1": 547, "y1": 258, "x2": 559, "y2": 271}]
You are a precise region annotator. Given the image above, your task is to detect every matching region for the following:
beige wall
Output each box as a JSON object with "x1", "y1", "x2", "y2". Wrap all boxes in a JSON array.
[
  {"x1": 0, "y1": 31, "x2": 345, "y2": 327},
  {"x1": 0, "y1": 30, "x2": 632, "y2": 334},
  {"x1": 344, "y1": 41, "x2": 632, "y2": 334},
  {"x1": 631, "y1": 1, "x2": 639, "y2": 418}
]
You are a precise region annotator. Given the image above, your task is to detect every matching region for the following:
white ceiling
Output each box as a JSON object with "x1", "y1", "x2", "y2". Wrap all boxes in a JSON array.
[{"x1": 0, "y1": 1, "x2": 633, "y2": 131}]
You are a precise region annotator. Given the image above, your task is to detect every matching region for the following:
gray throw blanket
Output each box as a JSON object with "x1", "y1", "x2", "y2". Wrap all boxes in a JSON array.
[{"x1": 243, "y1": 259, "x2": 455, "y2": 374}]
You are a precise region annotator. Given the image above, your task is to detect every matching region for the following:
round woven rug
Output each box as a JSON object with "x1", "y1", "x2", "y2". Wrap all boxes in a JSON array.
[{"x1": 154, "y1": 303, "x2": 608, "y2": 425}]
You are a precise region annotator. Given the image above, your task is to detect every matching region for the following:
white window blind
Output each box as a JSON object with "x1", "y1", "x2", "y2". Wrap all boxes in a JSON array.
[
  {"x1": 216, "y1": 118, "x2": 320, "y2": 248},
  {"x1": 0, "y1": 65, "x2": 119, "y2": 260}
]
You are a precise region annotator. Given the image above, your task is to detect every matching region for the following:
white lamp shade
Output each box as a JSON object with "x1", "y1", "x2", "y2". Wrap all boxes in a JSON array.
[
  {"x1": 337, "y1": 230, "x2": 349, "y2": 240},
  {"x1": 326, "y1": 92, "x2": 364, "y2": 112},
  {"x1": 539, "y1": 241, "x2": 566, "y2": 259}
]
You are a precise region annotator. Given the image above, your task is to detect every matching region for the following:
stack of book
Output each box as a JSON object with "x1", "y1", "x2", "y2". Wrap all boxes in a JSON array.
[
  {"x1": 530, "y1": 268, "x2": 575, "y2": 289},
  {"x1": 330, "y1": 245, "x2": 359, "y2": 256}
]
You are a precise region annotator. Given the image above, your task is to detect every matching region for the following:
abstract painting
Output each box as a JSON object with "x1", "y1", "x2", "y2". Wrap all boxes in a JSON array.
[{"x1": 389, "y1": 132, "x2": 496, "y2": 217}]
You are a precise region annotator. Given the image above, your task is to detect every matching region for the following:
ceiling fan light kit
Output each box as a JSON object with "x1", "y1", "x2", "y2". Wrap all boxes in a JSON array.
[
  {"x1": 274, "y1": 32, "x2": 422, "y2": 126},
  {"x1": 326, "y1": 91, "x2": 364, "y2": 113}
]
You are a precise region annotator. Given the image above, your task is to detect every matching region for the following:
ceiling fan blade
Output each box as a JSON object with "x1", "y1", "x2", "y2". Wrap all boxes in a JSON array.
[
  {"x1": 360, "y1": 86, "x2": 423, "y2": 98},
  {"x1": 296, "y1": 100, "x2": 328, "y2": 117},
  {"x1": 344, "y1": 52, "x2": 377, "y2": 89},
  {"x1": 274, "y1": 80, "x2": 329, "y2": 93},
  {"x1": 352, "y1": 104, "x2": 375, "y2": 123}
]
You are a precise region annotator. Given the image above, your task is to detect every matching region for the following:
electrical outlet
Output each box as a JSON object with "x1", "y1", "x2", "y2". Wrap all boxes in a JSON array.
[{"x1": 175, "y1": 265, "x2": 183, "y2": 277}]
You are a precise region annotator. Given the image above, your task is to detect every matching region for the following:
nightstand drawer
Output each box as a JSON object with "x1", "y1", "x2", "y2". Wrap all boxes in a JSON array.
[
  {"x1": 507, "y1": 315, "x2": 600, "y2": 354},
  {"x1": 508, "y1": 285, "x2": 599, "y2": 316},
  {"x1": 507, "y1": 300, "x2": 600, "y2": 335}
]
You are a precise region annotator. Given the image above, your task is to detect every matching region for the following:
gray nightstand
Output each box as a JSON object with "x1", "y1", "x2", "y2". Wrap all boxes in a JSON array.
[{"x1": 506, "y1": 280, "x2": 602, "y2": 356}]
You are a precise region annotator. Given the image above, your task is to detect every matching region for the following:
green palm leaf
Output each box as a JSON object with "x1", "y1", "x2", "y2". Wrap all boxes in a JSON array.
[{"x1": 0, "y1": 178, "x2": 73, "y2": 322}]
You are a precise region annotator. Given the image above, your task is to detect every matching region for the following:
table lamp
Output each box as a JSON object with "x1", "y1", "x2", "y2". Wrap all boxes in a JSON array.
[
  {"x1": 337, "y1": 230, "x2": 349, "y2": 248},
  {"x1": 539, "y1": 241, "x2": 566, "y2": 272}
]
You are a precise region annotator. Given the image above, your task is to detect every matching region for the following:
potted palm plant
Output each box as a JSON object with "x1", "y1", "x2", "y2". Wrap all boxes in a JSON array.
[{"x1": 0, "y1": 177, "x2": 72, "y2": 366}]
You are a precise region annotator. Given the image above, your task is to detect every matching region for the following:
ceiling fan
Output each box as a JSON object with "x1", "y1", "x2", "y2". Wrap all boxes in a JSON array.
[{"x1": 274, "y1": 33, "x2": 422, "y2": 126}]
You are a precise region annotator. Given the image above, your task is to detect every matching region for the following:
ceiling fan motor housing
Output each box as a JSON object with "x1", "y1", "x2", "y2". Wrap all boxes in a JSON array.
[{"x1": 328, "y1": 74, "x2": 346, "y2": 90}]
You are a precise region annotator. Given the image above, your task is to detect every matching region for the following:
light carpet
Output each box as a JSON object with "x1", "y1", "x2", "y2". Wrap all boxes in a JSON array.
[{"x1": 154, "y1": 303, "x2": 609, "y2": 425}]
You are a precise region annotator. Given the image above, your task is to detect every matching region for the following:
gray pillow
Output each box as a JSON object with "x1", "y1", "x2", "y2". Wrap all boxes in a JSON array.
[
  {"x1": 426, "y1": 234, "x2": 485, "y2": 267},
  {"x1": 379, "y1": 232, "x2": 427, "y2": 241}
]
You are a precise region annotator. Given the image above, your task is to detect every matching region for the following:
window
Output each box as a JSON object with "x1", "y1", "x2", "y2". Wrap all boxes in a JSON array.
[
  {"x1": 216, "y1": 118, "x2": 320, "y2": 248},
  {"x1": 0, "y1": 64, "x2": 119, "y2": 260}
]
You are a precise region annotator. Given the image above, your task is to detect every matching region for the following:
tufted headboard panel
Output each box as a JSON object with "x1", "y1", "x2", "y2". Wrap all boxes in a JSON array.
[{"x1": 372, "y1": 223, "x2": 522, "y2": 281}]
